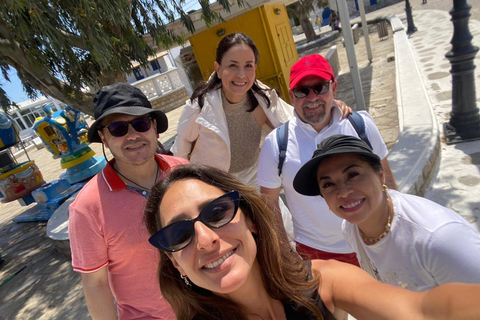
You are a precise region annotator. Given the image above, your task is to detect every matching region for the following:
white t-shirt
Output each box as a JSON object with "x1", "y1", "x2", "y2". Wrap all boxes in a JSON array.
[
  {"x1": 258, "y1": 107, "x2": 388, "y2": 253},
  {"x1": 343, "y1": 190, "x2": 480, "y2": 291}
]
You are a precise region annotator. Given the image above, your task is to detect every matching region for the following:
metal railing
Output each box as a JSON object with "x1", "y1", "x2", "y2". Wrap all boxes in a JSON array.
[{"x1": 132, "y1": 68, "x2": 184, "y2": 100}]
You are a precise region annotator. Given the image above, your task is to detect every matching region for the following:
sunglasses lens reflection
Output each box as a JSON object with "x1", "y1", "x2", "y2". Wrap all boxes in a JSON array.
[
  {"x1": 150, "y1": 191, "x2": 239, "y2": 252},
  {"x1": 107, "y1": 117, "x2": 152, "y2": 137},
  {"x1": 293, "y1": 83, "x2": 328, "y2": 98}
]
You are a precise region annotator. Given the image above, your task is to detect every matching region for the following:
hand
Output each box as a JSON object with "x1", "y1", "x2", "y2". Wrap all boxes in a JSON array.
[{"x1": 335, "y1": 99, "x2": 353, "y2": 119}]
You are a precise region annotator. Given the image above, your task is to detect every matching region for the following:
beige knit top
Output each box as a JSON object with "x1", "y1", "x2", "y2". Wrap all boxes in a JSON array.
[{"x1": 222, "y1": 92, "x2": 262, "y2": 174}]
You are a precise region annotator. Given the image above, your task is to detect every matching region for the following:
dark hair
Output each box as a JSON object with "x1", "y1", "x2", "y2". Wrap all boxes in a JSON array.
[
  {"x1": 144, "y1": 165, "x2": 324, "y2": 320},
  {"x1": 190, "y1": 33, "x2": 271, "y2": 111},
  {"x1": 356, "y1": 154, "x2": 383, "y2": 173}
]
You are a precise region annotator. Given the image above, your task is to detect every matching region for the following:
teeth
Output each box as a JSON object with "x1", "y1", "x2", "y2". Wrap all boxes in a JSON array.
[
  {"x1": 304, "y1": 101, "x2": 324, "y2": 109},
  {"x1": 126, "y1": 143, "x2": 144, "y2": 149},
  {"x1": 342, "y1": 200, "x2": 362, "y2": 209},
  {"x1": 233, "y1": 81, "x2": 246, "y2": 85},
  {"x1": 204, "y1": 250, "x2": 234, "y2": 269}
]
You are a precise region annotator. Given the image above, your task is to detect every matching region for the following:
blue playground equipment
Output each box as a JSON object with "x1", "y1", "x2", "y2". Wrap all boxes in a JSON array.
[{"x1": 0, "y1": 106, "x2": 106, "y2": 222}]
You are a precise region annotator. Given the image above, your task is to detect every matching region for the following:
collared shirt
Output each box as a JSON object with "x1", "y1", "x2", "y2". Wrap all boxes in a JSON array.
[{"x1": 69, "y1": 154, "x2": 187, "y2": 319}]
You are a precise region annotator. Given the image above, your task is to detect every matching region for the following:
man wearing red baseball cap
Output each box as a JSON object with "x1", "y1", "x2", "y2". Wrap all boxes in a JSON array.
[{"x1": 258, "y1": 54, "x2": 396, "y2": 265}]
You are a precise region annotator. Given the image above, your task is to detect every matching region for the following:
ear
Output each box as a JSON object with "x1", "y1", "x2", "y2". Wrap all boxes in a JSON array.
[
  {"x1": 379, "y1": 169, "x2": 386, "y2": 185},
  {"x1": 98, "y1": 130, "x2": 109, "y2": 149},
  {"x1": 331, "y1": 80, "x2": 338, "y2": 98},
  {"x1": 288, "y1": 89, "x2": 294, "y2": 101},
  {"x1": 167, "y1": 253, "x2": 186, "y2": 276},
  {"x1": 214, "y1": 61, "x2": 221, "y2": 79},
  {"x1": 152, "y1": 118, "x2": 157, "y2": 132},
  {"x1": 246, "y1": 217, "x2": 258, "y2": 234}
]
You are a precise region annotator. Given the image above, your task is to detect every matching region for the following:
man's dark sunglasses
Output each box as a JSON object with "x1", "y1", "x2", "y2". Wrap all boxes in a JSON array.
[
  {"x1": 149, "y1": 191, "x2": 240, "y2": 252},
  {"x1": 292, "y1": 81, "x2": 331, "y2": 98},
  {"x1": 102, "y1": 116, "x2": 152, "y2": 137}
]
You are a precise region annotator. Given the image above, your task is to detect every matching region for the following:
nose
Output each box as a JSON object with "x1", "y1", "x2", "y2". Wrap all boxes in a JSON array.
[
  {"x1": 125, "y1": 123, "x2": 142, "y2": 139},
  {"x1": 236, "y1": 67, "x2": 246, "y2": 78},
  {"x1": 305, "y1": 88, "x2": 319, "y2": 101},
  {"x1": 194, "y1": 221, "x2": 220, "y2": 251},
  {"x1": 336, "y1": 182, "x2": 353, "y2": 199}
]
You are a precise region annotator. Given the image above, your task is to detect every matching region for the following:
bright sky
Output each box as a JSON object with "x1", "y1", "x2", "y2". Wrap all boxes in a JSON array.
[{"x1": 1, "y1": 0, "x2": 204, "y2": 104}]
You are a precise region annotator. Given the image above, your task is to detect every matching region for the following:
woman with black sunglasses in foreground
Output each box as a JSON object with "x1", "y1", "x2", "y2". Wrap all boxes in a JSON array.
[{"x1": 144, "y1": 164, "x2": 480, "y2": 320}]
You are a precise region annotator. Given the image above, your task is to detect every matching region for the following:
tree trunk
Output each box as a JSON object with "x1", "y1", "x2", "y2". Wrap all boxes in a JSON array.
[{"x1": 300, "y1": 15, "x2": 317, "y2": 42}]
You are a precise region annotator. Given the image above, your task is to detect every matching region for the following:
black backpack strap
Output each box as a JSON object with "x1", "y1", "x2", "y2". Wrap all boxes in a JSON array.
[
  {"x1": 347, "y1": 112, "x2": 373, "y2": 149},
  {"x1": 276, "y1": 120, "x2": 289, "y2": 176}
]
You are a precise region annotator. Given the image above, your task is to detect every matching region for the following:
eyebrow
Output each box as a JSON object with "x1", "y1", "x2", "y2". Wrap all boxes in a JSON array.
[
  {"x1": 164, "y1": 197, "x2": 216, "y2": 225},
  {"x1": 227, "y1": 59, "x2": 255, "y2": 64},
  {"x1": 318, "y1": 164, "x2": 361, "y2": 181}
]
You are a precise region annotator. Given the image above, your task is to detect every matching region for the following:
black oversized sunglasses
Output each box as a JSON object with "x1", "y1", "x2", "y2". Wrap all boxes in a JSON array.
[
  {"x1": 102, "y1": 116, "x2": 152, "y2": 137},
  {"x1": 292, "y1": 81, "x2": 331, "y2": 98},
  {"x1": 149, "y1": 190, "x2": 240, "y2": 252}
]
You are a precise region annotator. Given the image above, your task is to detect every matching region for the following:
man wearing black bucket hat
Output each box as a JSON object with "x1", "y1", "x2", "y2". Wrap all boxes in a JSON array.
[{"x1": 69, "y1": 83, "x2": 187, "y2": 319}]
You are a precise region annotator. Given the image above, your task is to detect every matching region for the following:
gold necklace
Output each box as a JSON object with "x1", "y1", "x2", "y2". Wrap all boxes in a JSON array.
[{"x1": 359, "y1": 195, "x2": 392, "y2": 244}]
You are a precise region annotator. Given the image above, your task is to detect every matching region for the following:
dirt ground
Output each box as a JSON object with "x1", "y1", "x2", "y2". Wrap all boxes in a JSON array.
[{"x1": 0, "y1": 20, "x2": 398, "y2": 320}]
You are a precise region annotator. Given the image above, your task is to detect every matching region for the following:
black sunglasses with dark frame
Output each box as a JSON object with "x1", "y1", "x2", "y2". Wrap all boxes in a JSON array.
[
  {"x1": 292, "y1": 81, "x2": 332, "y2": 98},
  {"x1": 149, "y1": 190, "x2": 240, "y2": 252},
  {"x1": 102, "y1": 116, "x2": 153, "y2": 137}
]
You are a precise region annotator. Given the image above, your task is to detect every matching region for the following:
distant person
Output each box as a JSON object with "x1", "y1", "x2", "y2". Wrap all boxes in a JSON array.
[
  {"x1": 294, "y1": 134, "x2": 480, "y2": 291},
  {"x1": 258, "y1": 54, "x2": 397, "y2": 266},
  {"x1": 321, "y1": 6, "x2": 332, "y2": 27},
  {"x1": 330, "y1": 10, "x2": 341, "y2": 32},
  {"x1": 145, "y1": 164, "x2": 480, "y2": 320},
  {"x1": 69, "y1": 83, "x2": 188, "y2": 319}
]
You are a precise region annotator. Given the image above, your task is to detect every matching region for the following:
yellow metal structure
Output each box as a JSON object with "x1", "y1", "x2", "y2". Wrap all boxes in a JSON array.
[{"x1": 188, "y1": 4, "x2": 298, "y2": 104}]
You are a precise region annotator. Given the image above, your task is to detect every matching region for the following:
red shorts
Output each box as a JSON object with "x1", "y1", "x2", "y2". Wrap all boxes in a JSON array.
[{"x1": 296, "y1": 242, "x2": 360, "y2": 267}]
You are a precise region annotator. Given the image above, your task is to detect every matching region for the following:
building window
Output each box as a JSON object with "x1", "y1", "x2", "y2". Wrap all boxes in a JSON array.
[
  {"x1": 150, "y1": 60, "x2": 161, "y2": 72},
  {"x1": 133, "y1": 67, "x2": 144, "y2": 81}
]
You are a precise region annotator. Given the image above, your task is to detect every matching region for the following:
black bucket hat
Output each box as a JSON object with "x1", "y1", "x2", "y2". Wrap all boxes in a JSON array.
[
  {"x1": 87, "y1": 83, "x2": 168, "y2": 143},
  {"x1": 293, "y1": 134, "x2": 381, "y2": 197}
]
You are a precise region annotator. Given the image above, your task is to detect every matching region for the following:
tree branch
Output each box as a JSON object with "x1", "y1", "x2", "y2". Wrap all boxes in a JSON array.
[{"x1": 0, "y1": 40, "x2": 94, "y2": 114}]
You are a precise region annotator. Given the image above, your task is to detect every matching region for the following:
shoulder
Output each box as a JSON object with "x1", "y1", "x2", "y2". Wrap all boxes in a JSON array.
[
  {"x1": 72, "y1": 174, "x2": 102, "y2": 204},
  {"x1": 156, "y1": 154, "x2": 189, "y2": 168},
  {"x1": 389, "y1": 190, "x2": 472, "y2": 231}
]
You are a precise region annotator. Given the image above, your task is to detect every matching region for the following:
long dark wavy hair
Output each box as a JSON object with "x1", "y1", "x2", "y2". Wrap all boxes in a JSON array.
[
  {"x1": 190, "y1": 32, "x2": 271, "y2": 111},
  {"x1": 144, "y1": 165, "x2": 324, "y2": 320}
]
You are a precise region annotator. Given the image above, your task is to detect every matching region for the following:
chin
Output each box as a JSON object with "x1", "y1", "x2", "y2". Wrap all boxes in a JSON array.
[{"x1": 211, "y1": 267, "x2": 251, "y2": 295}]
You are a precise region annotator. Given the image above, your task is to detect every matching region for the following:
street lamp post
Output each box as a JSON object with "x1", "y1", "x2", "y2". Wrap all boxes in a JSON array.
[
  {"x1": 444, "y1": 0, "x2": 480, "y2": 144},
  {"x1": 405, "y1": 0, "x2": 417, "y2": 34}
]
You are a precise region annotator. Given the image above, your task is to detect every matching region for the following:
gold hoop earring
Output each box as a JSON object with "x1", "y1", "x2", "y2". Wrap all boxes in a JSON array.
[{"x1": 382, "y1": 184, "x2": 388, "y2": 192}]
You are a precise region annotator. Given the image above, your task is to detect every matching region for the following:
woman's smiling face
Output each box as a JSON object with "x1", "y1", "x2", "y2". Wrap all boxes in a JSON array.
[
  {"x1": 215, "y1": 43, "x2": 257, "y2": 103},
  {"x1": 316, "y1": 154, "x2": 385, "y2": 227},
  {"x1": 159, "y1": 179, "x2": 258, "y2": 295}
]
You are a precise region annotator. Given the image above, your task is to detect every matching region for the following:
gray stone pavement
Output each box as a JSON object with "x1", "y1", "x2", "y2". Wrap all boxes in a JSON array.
[
  {"x1": 355, "y1": 1, "x2": 480, "y2": 234},
  {"x1": 1, "y1": 1, "x2": 480, "y2": 318}
]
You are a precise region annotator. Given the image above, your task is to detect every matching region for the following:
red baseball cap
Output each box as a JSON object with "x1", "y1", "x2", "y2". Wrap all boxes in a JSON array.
[{"x1": 289, "y1": 54, "x2": 335, "y2": 89}]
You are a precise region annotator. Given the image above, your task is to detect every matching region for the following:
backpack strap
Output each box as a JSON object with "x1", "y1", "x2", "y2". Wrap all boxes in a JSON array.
[
  {"x1": 347, "y1": 112, "x2": 373, "y2": 149},
  {"x1": 276, "y1": 120, "x2": 289, "y2": 176}
]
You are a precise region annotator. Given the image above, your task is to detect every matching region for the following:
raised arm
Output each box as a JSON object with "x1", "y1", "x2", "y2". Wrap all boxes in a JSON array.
[
  {"x1": 314, "y1": 259, "x2": 480, "y2": 319},
  {"x1": 170, "y1": 100, "x2": 201, "y2": 159}
]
